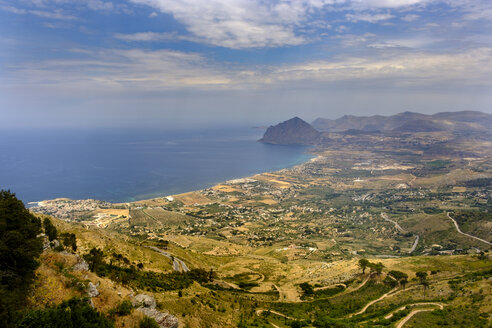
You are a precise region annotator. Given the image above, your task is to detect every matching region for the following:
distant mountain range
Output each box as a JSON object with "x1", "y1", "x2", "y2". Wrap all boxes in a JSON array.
[
  {"x1": 312, "y1": 110, "x2": 492, "y2": 133},
  {"x1": 260, "y1": 111, "x2": 492, "y2": 145}
]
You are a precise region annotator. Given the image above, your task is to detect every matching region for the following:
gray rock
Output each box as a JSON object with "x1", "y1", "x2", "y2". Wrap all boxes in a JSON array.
[
  {"x1": 139, "y1": 308, "x2": 179, "y2": 328},
  {"x1": 37, "y1": 233, "x2": 50, "y2": 251},
  {"x1": 134, "y1": 293, "x2": 156, "y2": 309},
  {"x1": 51, "y1": 239, "x2": 61, "y2": 248},
  {"x1": 87, "y1": 282, "x2": 99, "y2": 297},
  {"x1": 133, "y1": 294, "x2": 178, "y2": 328},
  {"x1": 73, "y1": 255, "x2": 89, "y2": 271}
]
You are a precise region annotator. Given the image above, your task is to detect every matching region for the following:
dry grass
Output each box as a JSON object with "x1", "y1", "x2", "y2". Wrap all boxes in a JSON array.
[
  {"x1": 212, "y1": 185, "x2": 241, "y2": 193},
  {"x1": 173, "y1": 192, "x2": 212, "y2": 205}
]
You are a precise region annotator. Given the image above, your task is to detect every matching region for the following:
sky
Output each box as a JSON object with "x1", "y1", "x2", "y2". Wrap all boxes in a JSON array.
[{"x1": 1, "y1": 0, "x2": 492, "y2": 128}]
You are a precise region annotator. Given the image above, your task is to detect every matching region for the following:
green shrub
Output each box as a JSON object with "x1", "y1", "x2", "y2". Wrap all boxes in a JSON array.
[
  {"x1": 18, "y1": 297, "x2": 114, "y2": 328},
  {"x1": 139, "y1": 316, "x2": 160, "y2": 328},
  {"x1": 299, "y1": 282, "x2": 314, "y2": 296},
  {"x1": 109, "y1": 300, "x2": 133, "y2": 317}
]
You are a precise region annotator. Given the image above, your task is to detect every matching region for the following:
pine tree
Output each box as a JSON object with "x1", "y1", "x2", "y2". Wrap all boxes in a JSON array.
[{"x1": 0, "y1": 190, "x2": 43, "y2": 326}]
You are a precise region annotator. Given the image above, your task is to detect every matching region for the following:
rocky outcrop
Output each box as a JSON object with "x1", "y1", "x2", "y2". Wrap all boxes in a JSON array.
[
  {"x1": 73, "y1": 254, "x2": 89, "y2": 271},
  {"x1": 133, "y1": 294, "x2": 178, "y2": 328},
  {"x1": 87, "y1": 282, "x2": 99, "y2": 297},
  {"x1": 37, "y1": 233, "x2": 50, "y2": 250},
  {"x1": 259, "y1": 117, "x2": 320, "y2": 145}
]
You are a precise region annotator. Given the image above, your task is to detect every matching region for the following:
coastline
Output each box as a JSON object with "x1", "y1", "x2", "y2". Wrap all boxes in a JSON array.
[
  {"x1": 126, "y1": 152, "x2": 320, "y2": 206},
  {"x1": 30, "y1": 150, "x2": 319, "y2": 209}
]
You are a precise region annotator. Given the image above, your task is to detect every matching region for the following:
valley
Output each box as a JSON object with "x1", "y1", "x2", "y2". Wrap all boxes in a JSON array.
[{"x1": 26, "y1": 111, "x2": 492, "y2": 327}]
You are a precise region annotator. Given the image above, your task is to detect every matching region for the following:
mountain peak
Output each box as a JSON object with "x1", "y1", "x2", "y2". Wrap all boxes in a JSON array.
[{"x1": 259, "y1": 117, "x2": 320, "y2": 145}]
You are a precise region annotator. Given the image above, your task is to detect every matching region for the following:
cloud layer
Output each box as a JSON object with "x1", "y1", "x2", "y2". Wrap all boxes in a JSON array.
[{"x1": 1, "y1": 0, "x2": 492, "y2": 127}]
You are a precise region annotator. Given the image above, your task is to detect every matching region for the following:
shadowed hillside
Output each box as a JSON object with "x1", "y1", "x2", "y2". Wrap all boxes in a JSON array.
[
  {"x1": 259, "y1": 117, "x2": 321, "y2": 145},
  {"x1": 312, "y1": 110, "x2": 492, "y2": 133}
]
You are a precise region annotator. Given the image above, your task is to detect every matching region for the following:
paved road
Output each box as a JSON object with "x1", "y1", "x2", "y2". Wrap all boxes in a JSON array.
[
  {"x1": 447, "y1": 212, "x2": 491, "y2": 246},
  {"x1": 381, "y1": 213, "x2": 405, "y2": 232},
  {"x1": 382, "y1": 213, "x2": 419, "y2": 253},
  {"x1": 146, "y1": 246, "x2": 190, "y2": 272},
  {"x1": 409, "y1": 235, "x2": 420, "y2": 253}
]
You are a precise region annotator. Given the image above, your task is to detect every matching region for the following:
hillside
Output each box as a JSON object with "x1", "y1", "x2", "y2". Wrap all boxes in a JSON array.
[
  {"x1": 312, "y1": 110, "x2": 492, "y2": 132},
  {"x1": 259, "y1": 117, "x2": 321, "y2": 145},
  {"x1": 2, "y1": 193, "x2": 491, "y2": 328},
  {"x1": 4, "y1": 109, "x2": 492, "y2": 328}
]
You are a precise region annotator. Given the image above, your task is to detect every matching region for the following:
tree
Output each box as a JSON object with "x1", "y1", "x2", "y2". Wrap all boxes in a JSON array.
[
  {"x1": 43, "y1": 217, "x2": 57, "y2": 242},
  {"x1": 416, "y1": 271, "x2": 428, "y2": 283},
  {"x1": 0, "y1": 190, "x2": 43, "y2": 327},
  {"x1": 400, "y1": 278, "x2": 408, "y2": 290},
  {"x1": 84, "y1": 248, "x2": 105, "y2": 272},
  {"x1": 299, "y1": 282, "x2": 314, "y2": 296},
  {"x1": 416, "y1": 271, "x2": 429, "y2": 298},
  {"x1": 369, "y1": 262, "x2": 384, "y2": 276},
  {"x1": 421, "y1": 280, "x2": 429, "y2": 298},
  {"x1": 60, "y1": 232, "x2": 77, "y2": 252},
  {"x1": 18, "y1": 297, "x2": 114, "y2": 328},
  {"x1": 388, "y1": 270, "x2": 407, "y2": 281},
  {"x1": 358, "y1": 258, "x2": 370, "y2": 274},
  {"x1": 388, "y1": 270, "x2": 408, "y2": 288}
]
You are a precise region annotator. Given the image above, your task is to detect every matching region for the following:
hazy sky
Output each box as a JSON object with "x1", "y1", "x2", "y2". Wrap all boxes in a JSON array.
[{"x1": 1, "y1": 0, "x2": 492, "y2": 128}]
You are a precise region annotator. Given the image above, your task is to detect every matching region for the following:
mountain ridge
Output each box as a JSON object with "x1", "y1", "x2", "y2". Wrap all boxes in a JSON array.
[{"x1": 312, "y1": 110, "x2": 492, "y2": 132}]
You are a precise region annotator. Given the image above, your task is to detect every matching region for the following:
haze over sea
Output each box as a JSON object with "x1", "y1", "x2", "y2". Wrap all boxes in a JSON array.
[{"x1": 0, "y1": 127, "x2": 311, "y2": 204}]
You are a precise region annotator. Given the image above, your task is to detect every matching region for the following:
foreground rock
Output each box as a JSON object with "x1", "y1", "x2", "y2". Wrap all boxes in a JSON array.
[
  {"x1": 72, "y1": 255, "x2": 89, "y2": 271},
  {"x1": 87, "y1": 282, "x2": 99, "y2": 297},
  {"x1": 133, "y1": 294, "x2": 178, "y2": 328}
]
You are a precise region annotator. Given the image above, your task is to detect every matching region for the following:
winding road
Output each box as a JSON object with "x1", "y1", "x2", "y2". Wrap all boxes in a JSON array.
[
  {"x1": 349, "y1": 285, "x2": 418, "y2": 317},
  {"x1": 446, "y1": 212, "x2": 491, "y2": 246},
  {"x1": 350, "y1": 287, "x2": 399, "y2": 317},
  {"x1": 409, "y1": 235, "x2": 420, "y2": 253},
  {"x1": 381, "y1": 213, "x2": 405, "y2": 233},
  {"x1": 146, "y1": 246, "x2": 190, "y2": 272},
  {"x1": 255, "y1": 309, "x2": 295, "y2": 320},
  {"x1": 385, "y1": 302, "x2": 444, "y2": 320},
  {"x1": 381, "y1": 213, "x2": 419, "y2": 253},
  {"x1": 395, "y1": 303, "x2": 445, "y2": 328}
]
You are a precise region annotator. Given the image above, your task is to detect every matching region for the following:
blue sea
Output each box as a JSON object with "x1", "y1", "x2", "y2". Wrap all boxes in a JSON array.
[{"x1": 0, "y1": 127, "x2": 312, "y2": 204}]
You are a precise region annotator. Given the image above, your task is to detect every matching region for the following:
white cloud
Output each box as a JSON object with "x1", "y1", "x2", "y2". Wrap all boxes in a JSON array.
[
  {"x1": 124, "y1": 0, "x2": 445, "y2": 48},
  {"x1": 401, "y1": 14, "x2": 419, "y2": 21},
  {"x1": 0, "y1": 3, "x2": 77, "y2": 20},
  {"x1": 5, "y1": 46, "x2": 492, "y2": 93},
  {"x1": 87, "y1": 0, "x2": 113, "y2": 11},
  {"x1": 3, "y1": 49, "x2": 235, "y2": 91},
  {"x1": 270, "y1": 48, "x2": 492, "y2": 88},
  {"x1": 346, "y1": 12, "x2": 393, "y2": 22},
  {"x1": 128, "y1": 0, "x2": 317, "y2": 48},
  {"x1": 115, "y1": 32, "x2": 176, "y2": 42},
  {"x1": 350, "y1": 0, "x2": 427, "y2": 8}
]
